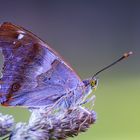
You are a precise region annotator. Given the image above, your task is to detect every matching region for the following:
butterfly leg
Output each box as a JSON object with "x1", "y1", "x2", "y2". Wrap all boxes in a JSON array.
[
  {"x1": 82, "y1": 89, "x2": 96, "y2": 106},
  {"x1": 79, "y1": 95, "x2": 95, "y2": 105},
  {"x1": 79, "y1": 94, "x2": 96, "y2": 111}
]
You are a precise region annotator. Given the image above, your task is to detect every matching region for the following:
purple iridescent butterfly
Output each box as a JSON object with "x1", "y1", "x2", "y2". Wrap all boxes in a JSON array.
[
  {"x1": 0, "y1": 22, "x2": 97, "y2": 108},
  {"x1": 0, "y1": 22, "x2": 132, "y2": 108}
]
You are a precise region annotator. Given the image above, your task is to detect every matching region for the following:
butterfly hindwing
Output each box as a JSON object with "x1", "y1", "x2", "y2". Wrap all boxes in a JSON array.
[{"x1": 0, "y1": 22, "x2": 84, "y2": 107}]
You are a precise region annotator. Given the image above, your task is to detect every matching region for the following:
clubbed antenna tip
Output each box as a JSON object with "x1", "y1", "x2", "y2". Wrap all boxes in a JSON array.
[{"x1": 123, "y1": 51, "x2": 133, "y2": 58}]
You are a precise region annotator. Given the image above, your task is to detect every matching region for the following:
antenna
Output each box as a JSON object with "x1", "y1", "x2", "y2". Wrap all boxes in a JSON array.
[{"x1": 92, "y1": 51, "x2": 133, "y2": 78}]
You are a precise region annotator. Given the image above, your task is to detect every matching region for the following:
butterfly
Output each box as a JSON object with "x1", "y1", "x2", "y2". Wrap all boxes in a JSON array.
[
  {"x1": 0, "y1": 22, "x2": 96, "y2": 108},
  {"x1": 0, "y1": 22, "x2": 132, "y2": 108}
]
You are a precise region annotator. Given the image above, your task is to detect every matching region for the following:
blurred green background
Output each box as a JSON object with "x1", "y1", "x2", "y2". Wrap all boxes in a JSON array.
[{"x1": 0, "y1": 0, "x2": 140, "y2": 140}]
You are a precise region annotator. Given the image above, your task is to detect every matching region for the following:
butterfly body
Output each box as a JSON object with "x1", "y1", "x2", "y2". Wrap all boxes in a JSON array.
[{"x1": 0, "y1": 22, "x2": 95, "y2": 108}]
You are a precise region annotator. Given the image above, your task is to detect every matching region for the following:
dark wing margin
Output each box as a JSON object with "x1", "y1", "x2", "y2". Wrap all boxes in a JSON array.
[{"x1": 0, "y1": 22, "x2": 84, "y2": 107}]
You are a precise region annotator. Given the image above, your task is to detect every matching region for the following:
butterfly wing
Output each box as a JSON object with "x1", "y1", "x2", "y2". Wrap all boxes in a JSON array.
[{"x1": 0, "y1": 22, "x2": 84, "y2": 107}]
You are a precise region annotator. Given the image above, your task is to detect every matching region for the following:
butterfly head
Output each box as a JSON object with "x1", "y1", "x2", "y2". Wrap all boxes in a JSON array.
[
  {"x1": 83, "y1": 77, "x2": 98, "y2": 94},
  {"x1": 90, "y1": 77, "x2": 98, "y2": 90}
]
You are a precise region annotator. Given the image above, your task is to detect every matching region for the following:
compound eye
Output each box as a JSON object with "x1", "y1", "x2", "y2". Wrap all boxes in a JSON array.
[{"x1": 90, "y1": 80, "x2": 96, "y2": 87}]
